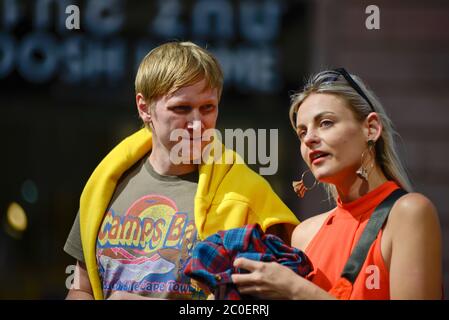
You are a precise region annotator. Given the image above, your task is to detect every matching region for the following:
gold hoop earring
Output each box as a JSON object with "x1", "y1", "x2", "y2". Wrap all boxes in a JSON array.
[
  {"x1": 292, "y1": 170, "x2": 317, "y2": 198},
  {"x1": 356, "y1": 140, "x2": 375, "y2": 181}
]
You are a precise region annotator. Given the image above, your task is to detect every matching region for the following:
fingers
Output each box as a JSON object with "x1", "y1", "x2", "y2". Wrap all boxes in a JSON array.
[
  {"x1": 232, "y1": 272, "x2": 255, "y2": 285},
  {"x1": 233, "y1": 257, "x2": 261, "y2": 271},
  {"x1": 231, "y1": 274, "x2": 265, "y2": 299},
  {"x1": 232, "y1": 258, "x2": 281, "y2": 287},
  {"x1": 235, "y1": 285, "x2": 260, "y2": 296},
  {"x1": 232, "y1": 258, "x2": 264, "y2": 285}
]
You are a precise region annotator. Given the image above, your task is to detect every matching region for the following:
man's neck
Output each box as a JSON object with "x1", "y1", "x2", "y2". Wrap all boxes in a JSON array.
[{"x1": 148, "y1": 149, "x2": 198, "y2": 176}]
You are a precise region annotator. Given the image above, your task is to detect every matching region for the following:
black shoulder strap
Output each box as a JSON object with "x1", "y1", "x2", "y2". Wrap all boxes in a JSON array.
[{"x1": 341, "y1": 188, "x2": 408, "y2": 283}]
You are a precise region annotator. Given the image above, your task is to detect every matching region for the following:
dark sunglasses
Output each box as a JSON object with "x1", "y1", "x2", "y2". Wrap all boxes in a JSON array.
[
  {"x1": 324, "y1": 68, "x2": 375, "y2": 111},
  {"x1": 293, "y1": 68, "x2": 375, "y2": 128}
]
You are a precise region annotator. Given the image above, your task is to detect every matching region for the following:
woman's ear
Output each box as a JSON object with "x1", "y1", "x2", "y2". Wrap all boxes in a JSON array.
[
  {"x1": 136, "y1": 93, "x2": 152, "y2": 124},
  {"x1": 364, "y1": 112, "x2": 383, "y2": 142}
]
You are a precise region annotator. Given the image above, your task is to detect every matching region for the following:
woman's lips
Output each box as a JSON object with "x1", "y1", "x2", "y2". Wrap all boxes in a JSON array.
[{"x1": 312, "y1": 154, "x2": 330, "y2": 165}]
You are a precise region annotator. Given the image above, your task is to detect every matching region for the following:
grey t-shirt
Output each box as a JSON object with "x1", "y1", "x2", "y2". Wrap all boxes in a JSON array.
[{"x1": 64, "y1": 155, "x2": 207, "y2": 299}]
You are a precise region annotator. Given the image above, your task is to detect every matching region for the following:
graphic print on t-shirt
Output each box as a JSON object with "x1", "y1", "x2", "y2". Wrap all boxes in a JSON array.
[{"x1": 96, "y1": 194, "x2": 205, "y2": 299}]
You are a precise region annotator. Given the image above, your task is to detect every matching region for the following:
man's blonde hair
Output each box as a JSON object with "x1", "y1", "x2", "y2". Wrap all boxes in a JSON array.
[{"x1": 135, "y1": 41, "x2": 224, "y2": 106}]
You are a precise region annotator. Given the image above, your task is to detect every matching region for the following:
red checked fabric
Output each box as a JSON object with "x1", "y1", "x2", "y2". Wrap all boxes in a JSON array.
[{"x1": 183, "y1": 224, "x2": 313, "y2": 300}]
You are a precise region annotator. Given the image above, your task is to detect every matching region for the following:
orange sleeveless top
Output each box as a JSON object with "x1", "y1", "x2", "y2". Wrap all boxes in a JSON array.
[{"x1": 305, "y1": 181, "x2": 400, "y2": 300}]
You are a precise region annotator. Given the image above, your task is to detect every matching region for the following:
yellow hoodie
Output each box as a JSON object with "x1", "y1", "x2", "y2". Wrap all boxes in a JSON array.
[{"x1": 79, "y1": 128, "x2": 299, "y2": 299}]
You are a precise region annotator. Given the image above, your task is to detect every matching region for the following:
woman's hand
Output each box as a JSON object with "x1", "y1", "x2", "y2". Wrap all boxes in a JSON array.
[
  {"x1": 231, "y1": 257, "x2": 298, "y2": 299},
  {"x1": 231, "y1": 257, "x2": 335, "y2": 300}
]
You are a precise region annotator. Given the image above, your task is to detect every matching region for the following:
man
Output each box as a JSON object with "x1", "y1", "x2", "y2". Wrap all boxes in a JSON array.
[{"x1": 64, "y1": 41, "x2": 299, "y2": 300}]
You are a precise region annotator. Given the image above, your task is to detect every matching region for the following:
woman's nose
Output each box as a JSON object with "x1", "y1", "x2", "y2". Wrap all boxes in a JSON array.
[{"x1": 303, "y1": 130, "x2": 320, "y2": 146}]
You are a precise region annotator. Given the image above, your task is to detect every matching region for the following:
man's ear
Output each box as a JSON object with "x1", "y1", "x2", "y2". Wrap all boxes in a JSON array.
[
  {"x1": 364, "y1": 112, "x2": 383, "y2": 142},
  {"x1": 136, "y1": 93, "x2": 151, "y2": 124}
]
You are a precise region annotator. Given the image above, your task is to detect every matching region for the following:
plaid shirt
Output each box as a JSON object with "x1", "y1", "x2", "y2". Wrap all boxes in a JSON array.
[{"x1": 183, "y1": 224, "x2": 313, "y2": 300}]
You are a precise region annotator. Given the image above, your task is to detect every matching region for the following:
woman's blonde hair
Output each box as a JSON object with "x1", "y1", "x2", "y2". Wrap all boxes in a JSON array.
[
  {"x1": 289, "y1": 69, "x2": 413, "y2": 202},
  {"x1": 135, "y1": 41, "x2": 224, "y2": 106}
]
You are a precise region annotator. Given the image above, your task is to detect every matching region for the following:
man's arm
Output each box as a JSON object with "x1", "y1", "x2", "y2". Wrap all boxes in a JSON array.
[{"x1": 66, "y1": 261, "x2": 94, "y2": 300}]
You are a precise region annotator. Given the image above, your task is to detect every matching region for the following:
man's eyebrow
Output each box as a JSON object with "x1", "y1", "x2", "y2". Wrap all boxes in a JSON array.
[
  {"x1": 167, "y1": 103, "x2": 192, "y2": 108},
  {"x1": 296, "y1": 111, "x2": 336, "y2": 129}
]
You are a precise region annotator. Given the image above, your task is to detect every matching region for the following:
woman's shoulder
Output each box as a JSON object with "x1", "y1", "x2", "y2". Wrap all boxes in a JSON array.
[
  {"x1": 386, "y1": 192, "x2": 440, "y2": 239},
  {"x1": 390, "y1": 192, "x2": 438, "y2": 221},
  {"x1": 291, "y1": 210, "x2": 333, "y2": 251},
  {"x1": 382, "y1": 192, "x2": 442, "y2": 299}
]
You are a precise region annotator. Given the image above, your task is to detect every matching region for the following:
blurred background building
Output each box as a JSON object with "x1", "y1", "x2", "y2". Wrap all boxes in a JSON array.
[{"x1": 0, "y1": 0, "x2": 448, "y2": 299}]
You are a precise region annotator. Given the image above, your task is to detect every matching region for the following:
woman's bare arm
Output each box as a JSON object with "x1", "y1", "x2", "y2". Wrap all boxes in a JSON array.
[{"x1": 388, "y1": 193, "x2": 442, "y2": 299}]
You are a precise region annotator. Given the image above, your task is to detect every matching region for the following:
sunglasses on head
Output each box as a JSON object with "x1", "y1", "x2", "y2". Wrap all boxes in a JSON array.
[
  {"x1": 317, "y1": 67, "x2": 375, "y2": 111},
  {"x1": 293, "y1": 68, "x2": 375, "y2": 129}
]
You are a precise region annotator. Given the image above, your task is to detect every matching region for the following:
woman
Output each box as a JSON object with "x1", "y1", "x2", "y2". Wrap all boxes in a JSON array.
[{"x1": 231, "y1": 68, "x2": 442, "y2": 299}]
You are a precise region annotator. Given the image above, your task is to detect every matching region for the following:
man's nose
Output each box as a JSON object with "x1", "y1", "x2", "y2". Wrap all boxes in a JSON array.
[{"x1": 187, "y1": 120, "x2": 202, "y2": 130}]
